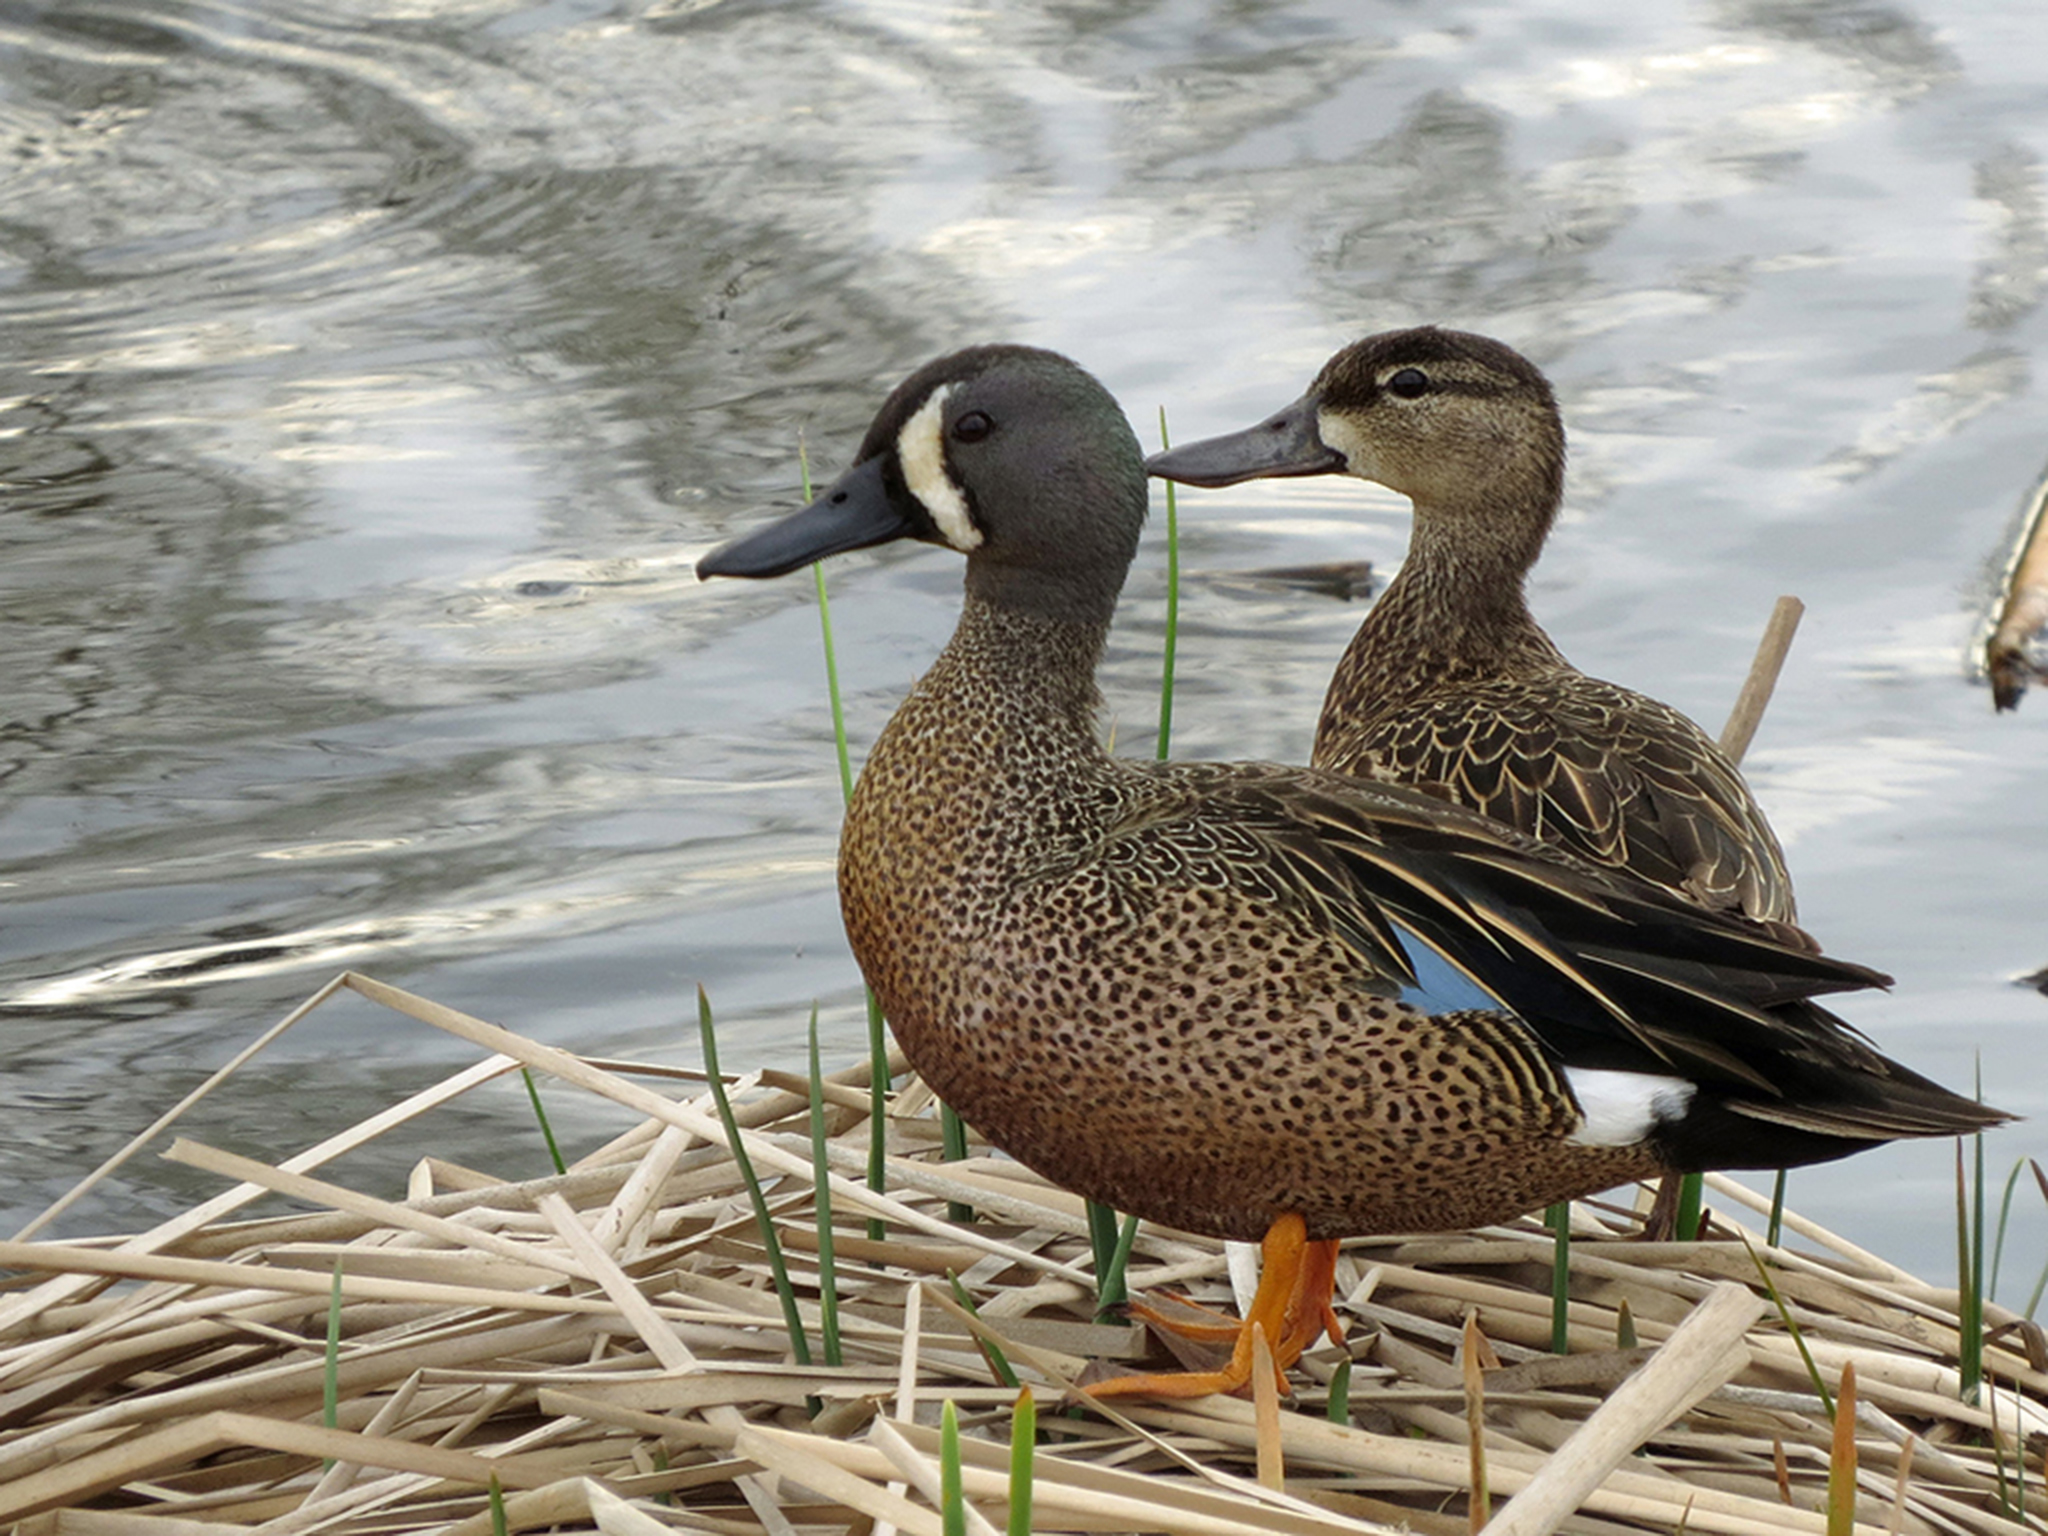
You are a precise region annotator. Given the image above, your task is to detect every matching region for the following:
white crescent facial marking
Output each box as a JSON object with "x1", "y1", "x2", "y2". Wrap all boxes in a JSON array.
[
  {"x1": 1563, "y1": 1067, "x2": 1697, "y2": 1148},
  {"x1": 897, "y1": 384, "x2": 981, "y2": 552}
]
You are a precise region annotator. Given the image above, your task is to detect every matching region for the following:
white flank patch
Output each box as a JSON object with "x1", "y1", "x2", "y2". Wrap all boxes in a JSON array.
[
  {"x1": 897, "y1": 385, "x2": 982, "y2": 552},
  {"x1": 1563, "y1": 1067, "x2": 1697, "y2": 1147}
]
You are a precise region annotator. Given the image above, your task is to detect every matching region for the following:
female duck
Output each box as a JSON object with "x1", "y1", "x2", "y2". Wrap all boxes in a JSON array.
[
  {"x1": 699, "y1": 345, "x2": 2002, "y2": 1398},
  {"x1": 1149, "y1": 328, "x2": 1796, "y2": 928}
]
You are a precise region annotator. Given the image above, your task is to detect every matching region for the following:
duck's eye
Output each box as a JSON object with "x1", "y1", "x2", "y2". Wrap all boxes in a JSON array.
[
  {"x1": 952, "y1": 411, "x2": 993, "y2": 443},
  {"x1": 1386, "y1": 368, "x2": 1430, "y2": 399}
]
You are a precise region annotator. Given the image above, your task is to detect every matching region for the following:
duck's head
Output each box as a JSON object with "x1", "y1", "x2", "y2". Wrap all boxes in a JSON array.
[
  {"x1": 1147, "y1": 326, "x2": 1565, "y2": 526},
  {"x1": 698, "y1": 345, "x2": 1145, "y2": 622}
]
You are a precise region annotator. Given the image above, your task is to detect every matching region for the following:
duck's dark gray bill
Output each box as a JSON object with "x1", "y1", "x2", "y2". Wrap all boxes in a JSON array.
[
  {"x1": 697, "y1": 457, "x2": 909, "y2": 580},
  {"x1": 1145, "y1": 397, "x2": 1344, "y2": 487}
]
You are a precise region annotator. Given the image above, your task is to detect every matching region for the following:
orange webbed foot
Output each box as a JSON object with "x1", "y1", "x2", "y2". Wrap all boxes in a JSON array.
[{"x1": 1084, "y1": 1214, "x2": 1343, "y2": 1400}]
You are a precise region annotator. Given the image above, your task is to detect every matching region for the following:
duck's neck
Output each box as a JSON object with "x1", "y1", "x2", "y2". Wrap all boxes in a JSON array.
[
  {"x1": 937, "y1": 589, "x2": 1110, "y2": 740},
  {"x1": 849, "y1": 590, "x2": 1112, "y2": 845},
  {"x1": 1340, "y1": 495, "x2": 1568, "y2": 713}
]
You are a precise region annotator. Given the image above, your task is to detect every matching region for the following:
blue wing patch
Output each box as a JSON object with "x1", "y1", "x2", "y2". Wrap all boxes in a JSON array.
[{"x1": 1392, "y1": 919, "x2": 1505, "y2": 1014}]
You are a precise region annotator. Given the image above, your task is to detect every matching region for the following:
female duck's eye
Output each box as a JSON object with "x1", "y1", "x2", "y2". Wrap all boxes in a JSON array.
[
  {"x1": 952, "y1": 411, "x2": 993, "y2": 443},
  {"x1": 1386, "y1": 367, "x2": 1430, "y2": 399}
]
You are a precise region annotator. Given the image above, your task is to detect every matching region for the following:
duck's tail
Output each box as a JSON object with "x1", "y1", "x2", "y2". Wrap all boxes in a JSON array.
[{"x1": 1650, "y1": 999, "x2": 2013, "y2": 1172}]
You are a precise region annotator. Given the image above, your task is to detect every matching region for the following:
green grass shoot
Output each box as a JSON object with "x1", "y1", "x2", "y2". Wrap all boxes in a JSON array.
[
  {"x1": 1957, "y1": 1060, "x2": 1989, "y2": 1405},
  {"x1": 697, "y1": 986, "x2": 812, "y2": 1366},
  {"x1": 1989, "y1": 1370, "x2": 2031, "y2": 1520},
  {"x1": 1105, "y1": 1210, "x2": 1140, "y2": 1313},
  {"x1": 1086, "y1": 1204, "x2": 1141, "y2": 1321},
  {"x1": 801, "y1": 438, "x2": 856, "y2": 808},
  {"x1": 1958, "y1": 1135, "x2": 1985, "y2": 1405},
  {"x1": 1008, "y1": 1388, "x2": 1037, "y2": 1536},
  {"x1": 941, "y1": 1398, "x2": 967, "y2": 1536},
  {"x1": 943, "y1": 1102, "x2": 974, "y2": 1224},
  {"x1": 1673, "y1": 1174, "x2": 1704, "y2": 1243},
  {"x1": 865, "y1": 994, "x2": 891, "y2": 1243},
  {"x1": 1990, "y1": 1157, "x2": 2029, "y2": 1302},
  {"x1": 2026, "y1": 1158, "x2": 2048, "y2": 1319},
  {"x1": 808, "y1": 1006, "x2": 843, "y2": 1368},
  {"x1": 1740, "y1": 1232, "x2": 1833, "y2": 1418},
  {"x1": 1616, "y1": 1296, "x2": 1636, "y2": 1350},
  {"x1": 1327, "y1": 1357, "x2": 1352, "y2": 1424},
  {"x1": 1087, "y1": 1201, "x2": 1120, "y2": 1318},
  {"x1": 324, "y1": 1258, "x2": 342, "y2": 1428},
  {"x1": 488, "y1": 1474, "x2": 508, "y2": 1536},
  {"x1": 948, "y1": 1271, "x2": 1021, "y2": 1389},
  {"x1": 322, "y1": 1257, "x2": 342, "y2": 1470},
  {"x1": 1988, "y1": 1371, "x2": 2015, "y2": 1515},
  {"x1": 519, "y1": 1067, "x2": 567, "y2": 1176},
  {"x1": 1156, "y1": 407, "x2": 1179, "y2": 762},
  {"x1": 799, "y1": 437, "x2": 898, "y2": 1241},
  {"x1": 1546, "y1": 1201, "x2": 1570, "y2": 1354},
  {"x1": 1767, "y1": 1169, "x2": 1788, "y2": 1249}
]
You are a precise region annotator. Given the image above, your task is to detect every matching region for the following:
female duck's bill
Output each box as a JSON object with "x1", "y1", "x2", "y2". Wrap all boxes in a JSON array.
[{"x1": 1145, "y1": 393, "x2": 1343, "y2": 486}]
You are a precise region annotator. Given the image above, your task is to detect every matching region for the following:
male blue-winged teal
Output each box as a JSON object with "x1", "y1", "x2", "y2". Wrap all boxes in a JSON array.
[
  {"x1": 1148, "y1": 327, "x2": 1797, "y2": 930},
  {"x1": 699, "y1": 344, "x2": 2004, "y2": 1398}
]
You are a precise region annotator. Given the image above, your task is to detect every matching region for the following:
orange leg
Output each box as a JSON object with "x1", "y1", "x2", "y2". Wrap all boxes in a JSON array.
[
  {"x1": 1280, "y1": 1231, "x2": 1345, "y2": 1359},
  {"x1": 1085, "y1": 1214, "x2": 1344, "y2": 1400}
]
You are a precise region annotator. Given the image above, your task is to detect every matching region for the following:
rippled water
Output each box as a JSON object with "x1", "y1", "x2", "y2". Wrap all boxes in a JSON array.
[{"x1": 2, "y1": 0, "x2": 2044, "y2": 1283}]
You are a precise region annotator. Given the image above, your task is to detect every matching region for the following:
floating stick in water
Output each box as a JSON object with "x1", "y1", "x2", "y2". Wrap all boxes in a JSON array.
[{"x1": 1986, "y1": 460, "x2": 2048, "y2": 711}]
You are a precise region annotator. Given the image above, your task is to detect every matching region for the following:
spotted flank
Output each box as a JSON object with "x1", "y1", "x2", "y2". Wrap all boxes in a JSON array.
[{"x1": 897, "y1": 385, "x2": 981, "y2": 552}]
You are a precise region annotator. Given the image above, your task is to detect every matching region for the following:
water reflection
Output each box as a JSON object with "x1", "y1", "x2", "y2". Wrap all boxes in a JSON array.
[
  {"x1": 1715, "y1": 0, "x2": 1960, "y2": 101},
  {"x1": 1969, "y1": 146, "x2": 2047, "y2": 334}
]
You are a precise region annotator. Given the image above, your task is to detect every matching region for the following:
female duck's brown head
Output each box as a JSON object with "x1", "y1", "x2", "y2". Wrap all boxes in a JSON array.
[{"x1": 1147, "y1": 326, "x2": 1565, "y2": 571}]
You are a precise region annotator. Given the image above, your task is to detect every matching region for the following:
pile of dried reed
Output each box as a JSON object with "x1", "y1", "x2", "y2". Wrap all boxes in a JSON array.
[{"x1": 1, "y1": 972, "x2": 2041, "y2": 1536}]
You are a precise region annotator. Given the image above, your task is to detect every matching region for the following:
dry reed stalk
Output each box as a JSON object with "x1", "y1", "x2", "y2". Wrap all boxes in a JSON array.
[
  {"x1": 1480, "y1": 1283, "x2": 1763, "y2": 1534},
  {"x1": 1718, "y1": 595, "x2": 1805, "y2": 761},
  {"x1": 1255, "y1": 1322, "x2": 1285, "y2": 1490},
  {"x1": 0, "y1": 1051, "x2": 524, "y2": 1349},
  {"x1": 1464, "y1": 1309, "x2": 1494, "y2": 1532},
  {"x1": 0, "y1": 972, "x2": 2038, "y2": 1536}
]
